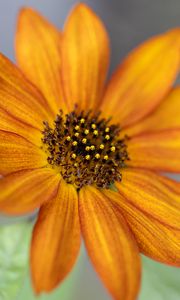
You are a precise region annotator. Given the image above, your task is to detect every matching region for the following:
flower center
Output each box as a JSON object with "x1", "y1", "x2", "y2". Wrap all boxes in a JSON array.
[{"x1": 42, "y1": 108, "x2": 129, "y2": 190}]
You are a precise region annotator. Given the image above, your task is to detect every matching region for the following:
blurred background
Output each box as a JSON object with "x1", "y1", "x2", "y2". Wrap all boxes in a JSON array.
[
  {"x1": 0, "y1": 0, "x2": 180, "y2": 299},
  {"x1": 1, "y1": 0, "x2": 180, "y2": 73}
]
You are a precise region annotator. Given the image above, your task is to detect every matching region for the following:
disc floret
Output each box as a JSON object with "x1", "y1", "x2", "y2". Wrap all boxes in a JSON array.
[{"x1": 42, "y1": 108, "x2": 129, "y2": 189}]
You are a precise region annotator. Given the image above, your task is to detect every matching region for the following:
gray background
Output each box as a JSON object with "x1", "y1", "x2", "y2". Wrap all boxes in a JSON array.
[
  {"x1": 0, "y1": 1, "x2": 179, "y2": 299},
  {"x1": 0, "y1": 0, "x2": 180, "y2": 75}
]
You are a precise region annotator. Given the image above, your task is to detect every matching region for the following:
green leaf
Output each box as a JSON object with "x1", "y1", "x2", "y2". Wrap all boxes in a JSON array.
[
  {"x1": 16, "y1": 249, "x2": 83, "y2": 300},
  {"x1": 0, "y1": 220, "x2": 81, "y2": 300},
  {"x1": 139, "y1": 255, "x2": 180, "y2": 300},
  {"x1": 0, "y1": 222, "x2": 32, "y2": 300}
]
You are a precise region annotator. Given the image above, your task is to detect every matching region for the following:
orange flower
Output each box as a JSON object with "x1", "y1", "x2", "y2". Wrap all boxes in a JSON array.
[{"x1": 0, "y1": 3, "x2": 180, "y2": 300}]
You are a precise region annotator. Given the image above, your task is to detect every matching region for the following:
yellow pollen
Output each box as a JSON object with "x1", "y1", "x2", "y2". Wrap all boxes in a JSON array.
[
  {"x1": 82, "y1": 138, "x2": 87, "y2": 144},
  {"x1": 84, "y1": 129, "x2": 89, "y2": 135},
  {"x1": 91, "y1": 124, "x2": 96, "y2": 129},
  {"x1": 66, "y1": 136, "x2": 71, "y2": 141},
  {"x1": 93, "y1": 130, "x2": 98, "y2": 136},
  {"x1": 99, "y1": 144, "x2": 104, "y2": 149},
  {"x1": 80, "y1": 118, "x2": 85, "y2": 124},
  {"x1": 111, "y1": 146, "x2": 116, "y2": 152},
  {"x1": 42, "y1": 108, "x2": 129, "y2": 189}
]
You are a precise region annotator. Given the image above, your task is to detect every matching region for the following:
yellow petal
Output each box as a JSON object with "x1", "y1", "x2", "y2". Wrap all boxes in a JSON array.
[
  {"x1": 0, "y1": 130, "x2": 47, "y2": 175},
  {"x1": 0, "y1": 168, "x2": 59, "y2": 215},
  {"x1": 79, "y1": 186, "x2": 141, "y2": 300},
  {"x1": 128, "y1": 129, "x2": 180, "y2": 172},
  {"x1": 31, "y1": 180, "x2": 80, "y2": 294},
  {"x1": 62, "y1": 3, "x2": 110, "y2": 111},
  {"x1": 0, "y1": 54, "x2": 52, "y2": 130},
  {"x1": 16, "y1": 7, "x2": 67, "y2": 115},
  {"x1": 124, "y1": 87, "x2": 180, "y2": 136},
  {"x1": 101, "y1": 28, "x2": 180, "y2": 127},
  {"x1": 104, "y1": 170, "x2": 180, "y2": 266}
]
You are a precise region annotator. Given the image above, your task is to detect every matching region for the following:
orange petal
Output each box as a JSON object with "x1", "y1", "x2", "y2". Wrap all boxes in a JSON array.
[
  {"x1": 127, "y1": 129, "x2": 180, "y2": 172},
  {"x1": 0, "y1": 107, "x2": 42, "y2": 146},
  {"x1": 0, "y1": 53, "x2": 52, "y2": 131},
  {"x1": 16, "y1": 8, "x2": 67, "y2": 114},
  {"x1": 79, "y1": 186, "x2": 141, "y2": 300},
  {"x1": 103, "y1": 170, "x2": 180, "y2": 266},
  {"x1": 62, "y1": 3, "x2": 110, "y2": 111},
  {"x1": 0, "y1": 168, "x2": 59, "y2": 215},
  {"x1": 124, "y1": 87, "x2": 180, "y2": 136},
  {"x1": 119, "y1": 169, "x2": 180, "y2": 230},
  {"x1": 0, "y1": 130, "x2": 47, "y2": 175},
  {"x1": 101, "y1": 28, "x2": 180, "y2": 127},
  {"x1": 31, "y1": 180, "x2": 80, "y2": 294}
]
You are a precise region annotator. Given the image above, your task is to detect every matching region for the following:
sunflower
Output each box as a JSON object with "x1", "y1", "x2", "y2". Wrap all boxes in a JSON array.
[{"x1": 0, "y1": 3, "x2": 179, "y2": 300}]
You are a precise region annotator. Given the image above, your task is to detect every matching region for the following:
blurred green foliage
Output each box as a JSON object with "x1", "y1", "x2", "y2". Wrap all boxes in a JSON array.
[
  {"x1": 0, "y1": 223, "x2": 31, "y2": 300},
  {"x1": 0, "y1": 222, "x2": 179, "y2": 300},
  {"x1": 140, "y1": 256, "x2": 180, "y2": 300}
]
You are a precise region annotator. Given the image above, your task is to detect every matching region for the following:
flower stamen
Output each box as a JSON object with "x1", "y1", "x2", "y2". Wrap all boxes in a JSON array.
[{"x1": 42, "y1": 107, "x2": 129, "y2": 189}]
